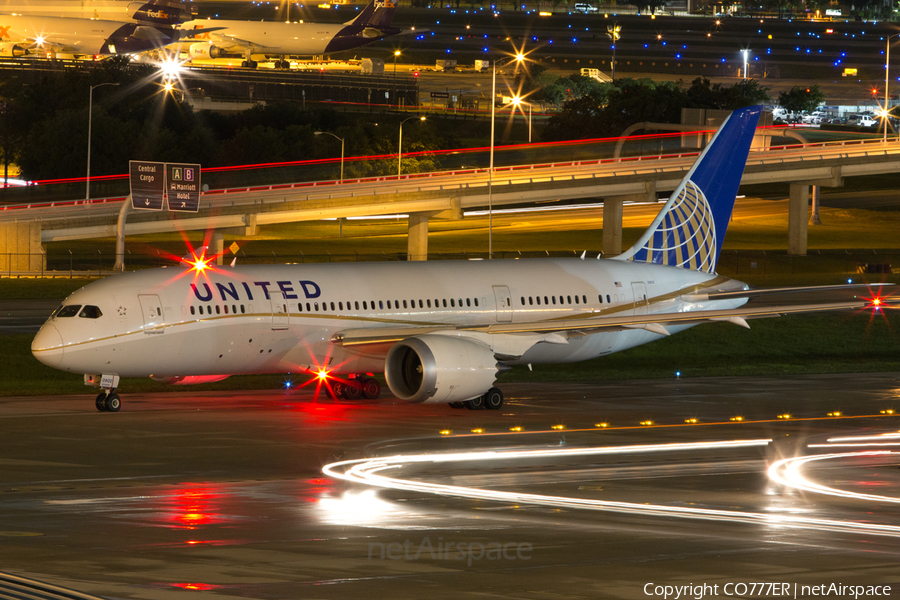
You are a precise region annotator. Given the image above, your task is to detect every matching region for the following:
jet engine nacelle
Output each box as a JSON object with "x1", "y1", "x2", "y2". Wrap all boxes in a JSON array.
[
  {"x1": 189, "y1": 42, "x2": 225, "y2": 60},
  {"x1": 0, "y1": 43, "x2": 27, "y2": 58},
  {"x1": 384, "y1": 335, "x2": 498, "y2": 404}
]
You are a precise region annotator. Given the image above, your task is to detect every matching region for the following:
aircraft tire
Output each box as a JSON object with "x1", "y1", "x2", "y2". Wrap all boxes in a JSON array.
[
  {"x1": 331, "y1": 382, "x2": 345, "y2": 399},
  {"x1": 361, "y1": 378, "x2": 381, "y2": 399},
  {"x1": 484, "y1": 388, "x2": 504, "y2": 410},
  {"x1": 344, "y1": 380, "x2": 363, "y2": 400},
  {"x1": 106, "y1": 394, "x2": 121, "y2": 413},
  {"x1": 464, "y1": 396, "x2": 485, "y2": 410},
  {"x1": 95, "y1": 393, "x2": 107, "y2": 412}
]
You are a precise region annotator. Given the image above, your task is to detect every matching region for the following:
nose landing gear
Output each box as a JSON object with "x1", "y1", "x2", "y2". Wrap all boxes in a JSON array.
[
  {"x1": 95, "y1": 390, "x2": 121, "y2": 412},
  {"x1": 89, "y1": 374, "x2": 122, "y2": 413}
]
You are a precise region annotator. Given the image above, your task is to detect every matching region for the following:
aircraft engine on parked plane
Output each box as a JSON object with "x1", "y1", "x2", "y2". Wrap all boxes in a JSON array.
[
  {"x1": 384, "y1": 335, "x2": 499, "y2": 404},
  {"x1": 0, "y1": 43, "x2": 27, "y2": 57},
  {"x1": 189, "y1": 42, "x2": 226, "y2": 60}
]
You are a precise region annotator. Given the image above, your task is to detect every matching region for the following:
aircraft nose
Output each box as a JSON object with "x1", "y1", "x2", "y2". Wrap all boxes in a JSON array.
[{"x1": 32, "y1": 323, "x2": 64, "y2": 368}]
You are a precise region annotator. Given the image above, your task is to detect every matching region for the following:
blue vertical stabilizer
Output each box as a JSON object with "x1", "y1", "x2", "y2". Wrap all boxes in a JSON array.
[{"x1": 614, "y1": 105, "x2": 762, "y2": 273}]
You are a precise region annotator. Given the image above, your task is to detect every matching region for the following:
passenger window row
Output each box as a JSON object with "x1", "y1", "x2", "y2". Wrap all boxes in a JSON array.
[
  {"x1": 520, "y1": 294, "x2": 589, "y2": 307},
  {"x1": 191, "y1": 304, "x2": 247, "y2": 316},
  {"x1": 296, "y1": 297, "x2": 480, "y2": 312}
]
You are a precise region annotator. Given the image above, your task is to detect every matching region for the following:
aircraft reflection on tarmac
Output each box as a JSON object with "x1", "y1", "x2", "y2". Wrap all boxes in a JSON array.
[{"x1": 323, "y1": 436, "x2": 900, "y2": 538}]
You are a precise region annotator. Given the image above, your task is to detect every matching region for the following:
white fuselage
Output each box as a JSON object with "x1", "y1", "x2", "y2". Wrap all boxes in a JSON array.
[
  {"x1": 180, "y1": 19, "x2": 347, "y2": 56},
  {"x1": 32, "y1": 258, "x2": 748, "y2": 380},
  {"x1": 0, "y1": 13, "x2": 123, "y2": 55}
]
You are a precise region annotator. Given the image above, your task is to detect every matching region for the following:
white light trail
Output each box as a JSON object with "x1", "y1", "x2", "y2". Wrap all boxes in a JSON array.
[
  {"x1": 769, "y1": 450, "x2": 900, "y2": 504},
  {"x1": 322, "y1": 439, "x2": 900, "y2": 537},
  {"x1": 826, "y1": 432, "x2": 900, "y2": 443}
]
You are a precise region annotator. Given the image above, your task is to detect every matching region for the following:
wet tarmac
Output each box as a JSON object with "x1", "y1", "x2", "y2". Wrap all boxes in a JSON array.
[{"x1": 2, "y1": 375, "x2": 900, "y2": 599}]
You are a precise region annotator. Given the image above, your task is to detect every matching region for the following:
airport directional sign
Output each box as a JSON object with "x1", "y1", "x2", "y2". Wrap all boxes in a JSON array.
[
  {"x1": 129, "y1": 161, "x2": 165, "y2": 211},
  {"x1": 166, "y1": 162, "x2": 201, "y2": 212}
]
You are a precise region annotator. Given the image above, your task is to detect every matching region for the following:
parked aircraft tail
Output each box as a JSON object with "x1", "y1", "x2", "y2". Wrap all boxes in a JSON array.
[
  {"x1": 350, "y1": 0, "x2": 398, "y2": 28},
  {"x1": 615, "y1": 105, "x2": 762, "y2": 274}
]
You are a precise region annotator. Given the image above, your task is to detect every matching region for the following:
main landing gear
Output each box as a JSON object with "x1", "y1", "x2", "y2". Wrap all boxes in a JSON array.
[
  {"x1": 95, "y1": 390, "x2": 121, "y2": 412},
  {"x1": 330, "y1": 376, "x2": 381, "y2": 400},
  {"x1": 449, "y1": 387, "x2": 504, "y2": 411}
]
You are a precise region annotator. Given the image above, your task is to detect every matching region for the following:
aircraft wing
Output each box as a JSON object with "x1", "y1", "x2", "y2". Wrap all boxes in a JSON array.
[{"x1": 333, "y1": 296, "x2": 896, "y2": 348}]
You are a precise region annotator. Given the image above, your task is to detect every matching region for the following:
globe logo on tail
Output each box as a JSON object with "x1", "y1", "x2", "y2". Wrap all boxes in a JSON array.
[{"x1": 630, "y1": 180, "x2": 717, "y2": 273}]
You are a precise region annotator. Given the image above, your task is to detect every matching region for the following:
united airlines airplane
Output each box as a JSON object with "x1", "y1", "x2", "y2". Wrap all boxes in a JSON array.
[{"x1": 30, "y1": 106, "x2": 889, "y2": 412}]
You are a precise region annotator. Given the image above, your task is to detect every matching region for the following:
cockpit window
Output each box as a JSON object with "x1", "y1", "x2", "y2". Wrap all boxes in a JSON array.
[
  {"x1": 56, "y1": 305, "x2": 82, "y2": 318},
  {"x1": 79, "y1": 305, "x2": 102, "y2": 319}
]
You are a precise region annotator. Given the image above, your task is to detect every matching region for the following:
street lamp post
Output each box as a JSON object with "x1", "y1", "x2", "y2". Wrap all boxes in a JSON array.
[
  {"x1": 398, "y1": 115, "x2": 425, "y2": 177},
  {"x1": 742, "y1": 49, "x2": 749, "y2": 80},
  {"x1": 314, "y1": 131, "x2": 345, "y2": 181},
  {"x1": 511, "y1": 95, "x2": 533, "y2": 143},
  {"x1": 607, "y1": 24, "x2": 621, "y2": 81},
  {"x1": 884, "y1": 34, "x2": 900, "y2": 143},
  {"x1": 86, "y1": 82, "x2": 119, "y2": 200},
  {"x1": 488, "y1": 53, "x2": 525, "y2": 258}
]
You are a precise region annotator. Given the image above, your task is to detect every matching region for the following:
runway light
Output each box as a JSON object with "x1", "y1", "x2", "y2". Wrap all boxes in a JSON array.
[
  {"x1": 551, "y1": 424, "x2": 565, "y2": 430},
  {"x1": 439, "y1": 429, "x2": 452, "y2": 435},
  {"x1": 640, "y1": 420, "x2": 654, "y2": 426},
  {"x1": 595, "y1": 422, "x2": 609, "y2": 428},
  {"x1": 510, "y1": 426, "x2": 523, "y2": 432},
  {"x1": 827, "y1": 411, "x2": 842, "y2": 417},
  {"x1": 471, "y1": 428, "x2": 484, "y2": 434},
  {"x1": 881, "y1": 409, "x2": 895, "y2": 415},
  {"x1": 730, "y1": 416, "x2": 744, "y2": 421},
  {"x1": 685, "y1": 418, "x2": 698, "y2": 424},
  {"x1": 777, "y1": 414, "x2": 792, "y2": 420}
]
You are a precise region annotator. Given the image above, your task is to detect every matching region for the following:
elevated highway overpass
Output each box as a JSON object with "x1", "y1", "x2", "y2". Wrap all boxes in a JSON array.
[{"x1": 2, "y1": 136, "x2": 899, "y2": 270}]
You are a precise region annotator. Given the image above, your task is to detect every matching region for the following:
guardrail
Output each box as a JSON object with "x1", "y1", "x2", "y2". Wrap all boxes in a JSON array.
[{"x1": 3, "y1": 135, "x2": 896, "y2": 218}]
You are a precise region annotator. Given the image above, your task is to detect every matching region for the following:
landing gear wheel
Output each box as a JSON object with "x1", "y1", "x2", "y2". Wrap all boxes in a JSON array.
[
  {"x1": 106, "y1": 393, "x2": 121, "y2": 413},
  {"x1": 241, "y1": 60, "x2": 248, "y2": 67},
  {"x1": 361, "y1": 378, "x2": 381, "y2": 399},
  {"x1": 448, "y1": 402, "x2": 465, "y2": 409},
  {"x1": 248, "y1": 60, "x2": 258, "y2": 69},
  {"x1": 331, "y1": 382, "x2": 345, "y2": 399},
  {"x1": 465, "y1": 395, "x2": 486, "y2": 410},
  {"x1": 343, "y1": 380, "x2": 363, "y2": 400},
  {"x1": 95, "y1": 393, "x2": 107, "y2": 412},
  {"x1": 484, "y1": 387, "x2": 504, "y2": 410}
]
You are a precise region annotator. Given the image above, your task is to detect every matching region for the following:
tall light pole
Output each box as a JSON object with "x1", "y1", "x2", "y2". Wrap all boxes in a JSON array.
[
  {"x1": 511, "y1": 95, "x2": 533, "y2": 143},
  {"x1": 86, "y1": 82, "x2": 119, "y2": 200},
  {"x1": 394, "y1": 49, "x2": 401, "y2": 79},
  {"x1": 314, "y1": 131, "x2": 345, "y2": 181},
  {"x1": 398, "y1": 115, "x2": 425, "y2": 177},
  {"x1": 489, "y1": 52, "x2": 525, "y2": 258},
  {"x1": 884, "y1": 34, "x2": 900, "y2": 143},
  {"x1": 607, "y1": 23, "x2": 621, "y2": 81},
  {"x1": 742, "y1": 49, "x2": 749, "y2": 81}
]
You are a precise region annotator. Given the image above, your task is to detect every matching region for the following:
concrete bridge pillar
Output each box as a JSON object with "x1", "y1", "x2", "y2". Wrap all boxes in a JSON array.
[
  {"x1": 408, "y1": 213, "x2": 429, "y2": 261},
  {"x1": 788, "y1": 183, "x2": 809, "y2": 256},
  {"x1": 211, "y1": 231, "x2": 225, "y2": 265},
  {"x1": 602, "y1": 197, "x2": 624, "y2": 256},
  {"x1": 0, "y1": 222, "x2": 43, "y2": 273},
  {"x1": 603, "y1": 182, "x2": 655, "y2": 256}
]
